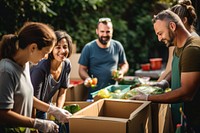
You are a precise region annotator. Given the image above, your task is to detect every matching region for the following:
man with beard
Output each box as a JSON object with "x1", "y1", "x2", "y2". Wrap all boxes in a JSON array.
[
  {"x1": 131, "y1": 10, "x2": 200, "y2": 132},
  {"x1": 158, "y1": 1, "x2": 199, "y2": 131},
  {"x1": 78, "y1": 18, "x2": 129, "y2": 99}
]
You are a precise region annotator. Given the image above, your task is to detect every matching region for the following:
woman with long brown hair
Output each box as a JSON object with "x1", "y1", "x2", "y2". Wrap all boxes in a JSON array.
[{"x1": 0, "y1": 22, "x2": 71, "y2": 133}]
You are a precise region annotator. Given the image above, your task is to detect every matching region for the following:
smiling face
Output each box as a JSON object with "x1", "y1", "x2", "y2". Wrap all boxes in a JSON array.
[
  {"x1": 154, "y1": 20, "x2": 176, "y2": 47},
  {"x1": 52, "y1": 38, "x2": 69, "y2": 62},
  {"x1": 96, "y1": 22, "x2": 113, "y2": 45}
]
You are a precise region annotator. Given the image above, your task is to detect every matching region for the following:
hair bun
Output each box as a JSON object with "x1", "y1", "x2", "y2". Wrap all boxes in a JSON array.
[{"x1": 178, "y1": 0, "x2": 192, "y2": 6}]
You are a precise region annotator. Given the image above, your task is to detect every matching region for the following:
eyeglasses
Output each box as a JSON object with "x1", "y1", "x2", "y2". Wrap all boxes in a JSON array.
[{"x1": 98, "y1": 18, "x2": 111, "y2": 22}]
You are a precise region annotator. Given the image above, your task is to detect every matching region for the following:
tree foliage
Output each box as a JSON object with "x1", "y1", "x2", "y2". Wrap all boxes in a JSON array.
[{"x1": 0, "y1": 0, "x2": 173, "y2": 75}]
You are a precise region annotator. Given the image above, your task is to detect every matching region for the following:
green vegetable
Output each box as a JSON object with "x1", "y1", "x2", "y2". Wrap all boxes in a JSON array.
[
  {"x1": 120, "y1": 77, "x2": 142, "y2": 87},
  {"x1": 151, "y1": 87, "x2": 164, "y2": 94},
  {"x1": 63, "y1": 104, "x2": 81, "y2": 114},
  {"x1": 4, "y1": 127, "x2": 36, "y2": 133},
  {"x1": 121, "y1": 85, "x2": 164, "y2": 99},
  {"x1": 122, "y1": 89, "x2": 139, "y2": 99}
]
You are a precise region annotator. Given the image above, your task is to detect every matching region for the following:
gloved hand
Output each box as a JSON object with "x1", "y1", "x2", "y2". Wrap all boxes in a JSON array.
[
  {"x1": 33, "y1": 118, "x2": 59, "y2": 133},
  {"x1": 84, "y1": 77, "x2": 92, "y2": 87},
  {"x1": 150, "y1": 80, "x2": 169, "y2": 90},
  {"x1": 47, "y1": 105, "x2": 72, "y2": 123},
  {"x1": 129, "y1": 94, "x2": 149, "y2": 101}
]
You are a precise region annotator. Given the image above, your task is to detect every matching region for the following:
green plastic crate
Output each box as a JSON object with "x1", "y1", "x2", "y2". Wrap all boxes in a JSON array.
[{"x1": 91, "y1": 85, "x2": 131, "y2": 98}]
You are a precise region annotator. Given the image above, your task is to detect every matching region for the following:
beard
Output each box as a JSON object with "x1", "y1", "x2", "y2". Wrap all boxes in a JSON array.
[
  {"x1": 162, "y1": 28, "x2": 175, "y2": 47},
  {"x1": 98, "y1": 36, "x2": 111, "y2": 45}
]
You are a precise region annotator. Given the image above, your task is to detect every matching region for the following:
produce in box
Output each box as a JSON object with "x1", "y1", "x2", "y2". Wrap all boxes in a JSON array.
[
  {"x1": 87, "y1": 77, "x2": 98, "y2": 88},
  {"x1": 63, "y1": 104, "x2": 81, "y2": 114},
  {"x1": 92, "y1": 85, "x2": 131, "y2": 99},
  {"x1": 112, "y1": 69, "x2": 121, "y2": 79},
  {"x1": 122, "y1": 85, "x2": 164, "y2": 99},
  {"x1": 97, "y1": 89, "x2": 111, "y2": 98}
]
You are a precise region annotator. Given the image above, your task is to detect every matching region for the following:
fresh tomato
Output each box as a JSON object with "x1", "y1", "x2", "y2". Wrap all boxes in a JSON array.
[
  {"x1": 88, "y1": 77, "x2": 98, "y2": 88},
  {"x1": 92, "y1": 78, "x2": 98, "y2": 85}
]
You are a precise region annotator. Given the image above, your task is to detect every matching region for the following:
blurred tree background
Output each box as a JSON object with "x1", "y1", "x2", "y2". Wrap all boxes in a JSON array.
[{"x1": 0, "y1": 0, "x2": 199, "y2": 75}]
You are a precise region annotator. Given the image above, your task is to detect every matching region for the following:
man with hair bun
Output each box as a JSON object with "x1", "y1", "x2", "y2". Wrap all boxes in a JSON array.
[{"x1": 131, "y1": 10, "x2": 200, "y2": 133}]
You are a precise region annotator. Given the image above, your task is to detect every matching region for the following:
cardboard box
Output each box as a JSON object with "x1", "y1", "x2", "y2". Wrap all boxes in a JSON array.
[
  {"x1": 69, "y1": 53, "x2": 81, "y2": 80},
  {"x1": 66, "y1": 82, "x2": 88, "y2": 101},
  {"x1": 69, "y1": 99, "x2": 152, "y2": 133},
  {"x1": 64, "y1": 101, "x2": 93, "y2": 110},
  {"x1": 72, "y1": 43, "x2": 77, "y2": 53},
  {"x1": 48, "y1": 101, "x2": 93, "y2": 120},
  {"x1": 52, "y1": 81, "x2": 88, "y2": 102}
]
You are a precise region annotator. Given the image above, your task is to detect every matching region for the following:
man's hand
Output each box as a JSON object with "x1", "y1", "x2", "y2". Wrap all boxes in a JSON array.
[
  {"x1": 129, "y1": 94, "x2": 149, "y2": 101},
  {"x1": 84, "y1": 77, "x2": 98, "y2": 88},
  {"x1": 84, "y1": 77, "x2": 92, "y2": 87},
  {"x1": 116, "y1": 70, "x2": 124, "y2": 81},
  {"x1": 112, "y1": 70, "x2": 124, "y2": 81},
  {"x1": 150, "y1": 80, "x2": 169, "y2": 90}
]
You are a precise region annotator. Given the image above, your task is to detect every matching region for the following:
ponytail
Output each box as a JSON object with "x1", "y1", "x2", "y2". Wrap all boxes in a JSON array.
[
  {"x1": 0, "y1": 22, "x2": 56, "y2": 60},
  {"x1": 0, "y1": 34, "x2": 19, "y2": 60}
]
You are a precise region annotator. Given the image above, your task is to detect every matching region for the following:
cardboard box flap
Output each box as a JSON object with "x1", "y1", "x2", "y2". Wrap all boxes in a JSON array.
[
  {"x1": 103, "y1": 99, "x2": 142, "y2": 118},
  {"x1": 71, "y1": 115, "x2": 128, "y2": 123},
  {"x1": 70, "y1": 117, "x2": 127, "y2": 133},
  {"x1": 70, "y1": 99, "x2": 152, "y2": 133},
  {"x1": 129, "y1": 100, "x2": 151, "y2": 119},
  {"x1": 128, "y1": 100, "x2": 152, "y2": 133},
  {"x1": 63, "y1": 101, "x2": 92, "y2": 109},
  {"x1": 73, "y1": 99, "x2": 151, "y2": 119},
  {"x1": 73, "y1": 99, "x2": 104, "y2": 116}
]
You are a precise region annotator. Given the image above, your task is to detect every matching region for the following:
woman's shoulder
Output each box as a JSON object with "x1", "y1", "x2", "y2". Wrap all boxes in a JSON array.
[
  {"x1": 0, "y1": 59, "x2": 25, "y2": 79},
  {"x1": 63, "y1": 58, "x2": 71, "y2": 64},
  {"x1": 63, "y1": 59, "x2": 72, "y2": 68},
  {"x1": 0, "y1": 59, "x2": 20, "y2": 71},
  {"x1": 30, "y1": 59, "x2": 50, "y2": 73}
]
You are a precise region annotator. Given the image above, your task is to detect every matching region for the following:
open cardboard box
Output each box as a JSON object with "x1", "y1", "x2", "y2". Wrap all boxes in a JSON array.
[
  {"x1": 52, "y1": 82, "x2": 88, "y2": 102},
  {"x1": 65, "y1": 82, "x2": 89, "y2": 101},
  {"x1": 63, "y1": 101, "x2": 93, "y2": 110},
  {"x1": 69, "y1": 99, "x2": 152, "y2": 133},
  {"x1": 48, "y1": 101, "x2": 93, "y2": 120},
  {"x1": 69, "y1": 53, "x2": 81, "y2": 80}
]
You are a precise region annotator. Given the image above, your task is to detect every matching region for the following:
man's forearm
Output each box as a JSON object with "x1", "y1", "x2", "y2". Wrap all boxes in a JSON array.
[{"x1": 119, "y1": 62, "x2": 129, "y2": 75}]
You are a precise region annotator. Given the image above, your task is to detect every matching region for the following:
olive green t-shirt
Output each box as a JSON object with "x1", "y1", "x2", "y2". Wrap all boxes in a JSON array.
[
  {"x1": 174, "y1": 36, "x2": 200, "y2": 72},
  {"x1": 174, "y1": 36, "x2": 200, "y2": 126}
]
